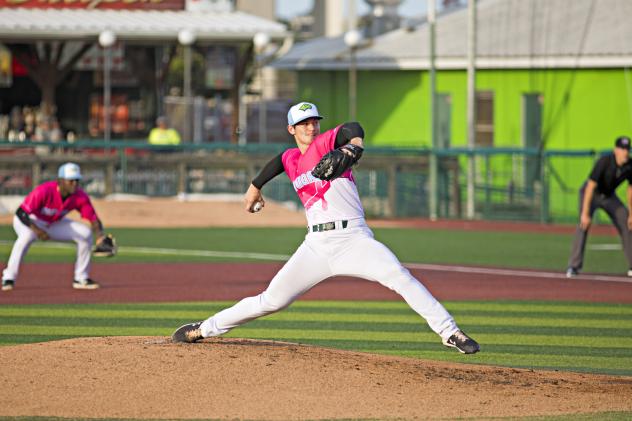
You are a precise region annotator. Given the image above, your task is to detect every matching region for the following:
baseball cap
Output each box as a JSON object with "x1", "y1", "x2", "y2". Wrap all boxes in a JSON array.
[
  {"x1": 57, "y1": 162, "x2": 82, "y2": 180},
  {"x1": 616, "y1": 136, "x2": 631, "y2": 150},
  {"x1": 287, "y1": 102, "x2": 323, "y2": 126}
]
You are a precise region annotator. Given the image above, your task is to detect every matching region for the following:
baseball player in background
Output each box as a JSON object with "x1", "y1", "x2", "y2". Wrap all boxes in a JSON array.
[
  {"x1": 1, "y1": 162, "x2": 106, "y2": 291},
  {"x1": 173, "y1": 102, "x2": 480, "y2": 354},
  {"x1": 567, "y1": 135, "x2": 632, "y2": 277}
]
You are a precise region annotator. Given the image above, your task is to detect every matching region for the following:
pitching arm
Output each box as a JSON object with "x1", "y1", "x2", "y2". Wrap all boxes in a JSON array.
[
  {"x1": 246, "y1": 153, "x2": 284, "y2": 212},
  {"x1": 334, "y1": 122, "x2": 365, "y2": 148}
]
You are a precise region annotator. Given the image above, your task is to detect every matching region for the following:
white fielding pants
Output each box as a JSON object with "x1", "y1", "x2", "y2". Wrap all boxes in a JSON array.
[
  {"x1": 2, "y1": 215, "x2": 93, "y2": 282},
  {"x1": 201, "y1": 220, "x2": 459, "y2": 341}
]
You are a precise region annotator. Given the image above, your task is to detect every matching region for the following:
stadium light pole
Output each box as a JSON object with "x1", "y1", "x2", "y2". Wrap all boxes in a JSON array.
[
  {"x1": 178, "y1": 29, "x2": 196, "y2": 143},
  {"x1": 344, "y1": 29, "x2": 362, "y2": 121},
  {"x1": 253, "y1": 32, "x2": 270, "y2": 144},
  {"x1": 466, "y1": 0, "x2": 477, "y2": 220},
  {"x1": 428, "y1": 0, "x2": 438, "y2": 221},
  {"x1": 98, "y1": 30, "x2": 116, "y2": 144}
]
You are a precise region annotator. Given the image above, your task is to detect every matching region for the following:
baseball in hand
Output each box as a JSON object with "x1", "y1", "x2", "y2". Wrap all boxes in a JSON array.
[{"x1": 252, "y1": 201, "x2": 263, "y2": 212}]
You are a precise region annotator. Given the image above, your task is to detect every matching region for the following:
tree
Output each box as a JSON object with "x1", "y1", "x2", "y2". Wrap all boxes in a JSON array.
[{"x1": 9, "y1": 41, "x2": 92, "y2": 117}]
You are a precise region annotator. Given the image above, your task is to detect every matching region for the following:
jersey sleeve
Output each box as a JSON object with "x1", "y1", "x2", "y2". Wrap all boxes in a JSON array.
[
  {"x1": 252, "y1": 153, "x2": 284, "y2": 189},
  {"x1": 20, "y1": 184, "x2": 45, "y2": 214},
  {"x1": 313, "y1": 125, "x2": 342, "y2": 156},
  {"x1": 76, "y1": 191, "x2": 98, "y2": 222}
]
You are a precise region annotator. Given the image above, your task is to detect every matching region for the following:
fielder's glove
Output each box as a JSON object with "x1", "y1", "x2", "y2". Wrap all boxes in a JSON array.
[
  {"x1": 93, "y1": 234, "x2": 118, "y2": 257},
  {"x1": 311, "y1": 144, "x2": 364, "y2": 181}
]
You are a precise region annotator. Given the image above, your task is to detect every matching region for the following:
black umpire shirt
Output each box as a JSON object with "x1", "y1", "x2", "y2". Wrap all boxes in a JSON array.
[{"x1": 589, "y1": 153, "x2": 632, "y2": 197}]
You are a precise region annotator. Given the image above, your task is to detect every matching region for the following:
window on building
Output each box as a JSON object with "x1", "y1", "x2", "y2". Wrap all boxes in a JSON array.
[{"x1": 475, "y1": 91, "x2": 494, "y2": 147}]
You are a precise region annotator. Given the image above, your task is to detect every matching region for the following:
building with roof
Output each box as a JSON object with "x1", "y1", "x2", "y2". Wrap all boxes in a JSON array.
[
  {"x1": 274, "y1": 0, "x2": 632, "y2": 220},
  {"x1": 0, "y1": 0, "x2": 288, "y2": 143},
  {"x1": 275, "y1": 0, "x2": 632, "y2": 149}
]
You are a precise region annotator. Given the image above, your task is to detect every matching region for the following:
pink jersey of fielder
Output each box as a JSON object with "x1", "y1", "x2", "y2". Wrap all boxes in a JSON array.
[
  {"x1": 281, "y1": 125, "x2": 364, "y2": 226},
  {"x1": 20, "y1": 180, "x2": 98, "y2": 225}
]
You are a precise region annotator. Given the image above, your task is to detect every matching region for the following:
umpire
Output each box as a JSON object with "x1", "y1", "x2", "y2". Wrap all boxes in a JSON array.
[{"x1": 567, "y1": 136, "x2": 632, "y2": 277}]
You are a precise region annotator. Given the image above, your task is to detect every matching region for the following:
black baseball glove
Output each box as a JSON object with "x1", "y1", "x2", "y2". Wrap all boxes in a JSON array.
[
  {"x1": 311, "y1": 144, "x2": 364, "y2": 181},
  {"x1": 93, "y1": 234, "x2": 118, "y2": 257}
]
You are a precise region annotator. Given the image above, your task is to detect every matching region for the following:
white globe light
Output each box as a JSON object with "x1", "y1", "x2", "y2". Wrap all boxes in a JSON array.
[
  {"x1": 344, "y1": 29, "x2": 362, "y2": 48},
  {"x1": 253, "y1": 32, "x2": 271, "y2": 52},
  {"x1": 178, "y1": 29, "x2": 196, "y2": 46},
  {"x1": 98, "y1": 30, "x2": 116, "y2": 48}
]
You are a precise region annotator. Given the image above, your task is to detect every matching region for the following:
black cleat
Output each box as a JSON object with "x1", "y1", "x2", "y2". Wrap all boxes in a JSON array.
[
  {"x1": 172, "y1": 321, "x2": 204, "y2": 343},
  {"x1": 566, "y1": 268, "x2": 579, "y2": 278},
  {"x1": 442, "y1": 330, "x2": 480, "y2": 354},
  {"x1": 73, "y1": 278, "x2": 100, "y2": 289},
  {"x1": 2, "y1": 280, "x2": 14, "y2": 291}
]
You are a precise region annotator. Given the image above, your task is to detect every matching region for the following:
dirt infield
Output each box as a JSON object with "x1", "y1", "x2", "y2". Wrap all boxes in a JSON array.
[
  {"x1": 1, "y1": 262, "x2": 632, "y2": 305},
  {"x1": 1, "y1": 336, "x2": 631, "y2": 420}
]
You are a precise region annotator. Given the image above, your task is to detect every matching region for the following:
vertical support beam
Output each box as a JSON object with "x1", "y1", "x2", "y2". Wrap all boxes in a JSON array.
[
  {"x1": 103, "y1": 46, "x2": 112, "y2": 143},
  {"x1": 466, "y1": 0, "x2": 477, "y2": 219},
  {"x1": 428, "y1": 0, "x2": 438, "y2": 220},
  {"x1": 484, "y1": 154, "x2": 491, "y2": 217},
  {"x1": 178, "y1": 161, "x2": 187, "y2": 195},
  {"x1": 183, "y1": 44, "x2": 192, "y2": 143},
  {"x1": 118, "y1": 147, "x2": 128, "y2": 194},
  {"x1": 31, "y1": 162, "x2": 41, "y2": 188},
  {"x1": 105, "y1": 161, "x2": 115, "y2": 196},
  {"x1": 387, "y1": 164, "x2": 397, "y2": 218},
  {"x1": 349, "y1": 48, "x2": 357, "y2": 121},
  {"x1": 540, "y1": 152, "x2": 549, "y2": 223}
]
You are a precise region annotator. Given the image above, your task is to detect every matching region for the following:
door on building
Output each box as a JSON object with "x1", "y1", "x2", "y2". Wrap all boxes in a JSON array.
[
  {"x1": 523, "y1": 93, "x2": 543, "y2": 196},
  {"x1": 436, "y1": 93, "x2": 452, "y2": 216},
  {"x1": 436, "y1": 93, "x2": 451, "y2": 148}
]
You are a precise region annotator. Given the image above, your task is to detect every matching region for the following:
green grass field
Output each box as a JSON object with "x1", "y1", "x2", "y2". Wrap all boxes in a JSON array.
[
  {"x1": 1, "y1": 225, "x2": 632, "y2": 420},
  {"x1": 1, "y1": 300, "x2": 631, "y2": 377},
  {"x1": 0, "y1": 225, "x2": 629, "y2": 273}
]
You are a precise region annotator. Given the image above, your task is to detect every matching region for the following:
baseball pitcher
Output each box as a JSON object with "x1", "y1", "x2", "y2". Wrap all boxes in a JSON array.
[
  {"x1": 173, "y1": 102, "x2": 479, "y2": 354},
  {"x1": 1, "y1": 162, "x2": 116, "y2": 291}
]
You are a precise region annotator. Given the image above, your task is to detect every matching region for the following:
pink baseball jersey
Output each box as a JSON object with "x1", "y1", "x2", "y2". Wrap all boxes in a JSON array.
[
  {"x1": 282, "y1": 125, "x2": 364, "y2": 225},
  {"x1": 20, "y1": 180, "x2": 98, "y2": 224}
]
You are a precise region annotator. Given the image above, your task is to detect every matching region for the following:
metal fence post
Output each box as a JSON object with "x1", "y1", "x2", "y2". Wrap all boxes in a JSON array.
[
  {"x1": 388, "y1": 164, "x2": 397, "y2": 218},
  {"x1": 540, "y1": 152, "x2": 549, "y2": 223},
  {"x1": 178, "y1": 162, "x2": 187, "y2": 195},
  {"x1": 118, "y1": 147, "x2": 127, "y2": 194},
  {"x1": 105, "y1": 162, "x2": 115, "y2": 196},
  {"x1": 484, "y1": 154, "x2": 491, "y2": 217},
  {"x1": 31, "y1": 162, "x2": 41, "y2": 189}
]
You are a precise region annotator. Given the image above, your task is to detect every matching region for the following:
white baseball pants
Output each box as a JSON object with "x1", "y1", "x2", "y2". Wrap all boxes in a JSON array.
[
  {"x1": 201, "y1": 220, "x2": 459, "y2": 341},
  {"x1": 2, "y1": 215, "x2": 93, "y2": 282}
]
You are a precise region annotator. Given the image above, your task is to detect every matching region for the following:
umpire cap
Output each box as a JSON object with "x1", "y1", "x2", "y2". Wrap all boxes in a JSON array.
[{"x1": 615, "y1": 136, "x2": 631, "y2": 150}]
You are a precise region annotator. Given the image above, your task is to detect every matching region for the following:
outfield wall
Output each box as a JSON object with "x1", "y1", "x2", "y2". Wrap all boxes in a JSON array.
[{"x1": 0, "y1": 140, "x2": 617, "y2": 223}]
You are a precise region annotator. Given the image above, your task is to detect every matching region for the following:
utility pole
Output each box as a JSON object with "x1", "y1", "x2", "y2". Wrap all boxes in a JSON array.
[
  {"x1": 428, "y1": 0, "x2": 438, "y2": 220},
  {"x1": 466, "y1": 0, "x2": 477, "y2": 219}
]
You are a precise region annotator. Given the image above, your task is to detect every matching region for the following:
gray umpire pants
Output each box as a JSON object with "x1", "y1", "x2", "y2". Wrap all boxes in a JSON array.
[{"x1": 568, "y1": 184, "x2": 632, "y2": 270}]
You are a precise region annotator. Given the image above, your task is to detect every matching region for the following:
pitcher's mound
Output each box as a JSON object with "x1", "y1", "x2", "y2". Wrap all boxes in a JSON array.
[{"x1": 1, "y1": 336, "x2": 631, "y2": 420}]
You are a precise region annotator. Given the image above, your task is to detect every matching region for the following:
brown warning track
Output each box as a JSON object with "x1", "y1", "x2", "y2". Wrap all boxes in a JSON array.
[{"x1": 1, "y1": 262, "x2": 631, "y2": 304}]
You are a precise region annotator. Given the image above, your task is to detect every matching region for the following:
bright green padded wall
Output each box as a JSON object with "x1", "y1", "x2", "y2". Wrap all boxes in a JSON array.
[{"x1": 296, "y1": 67, "x2": 632, "y2": 221}]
